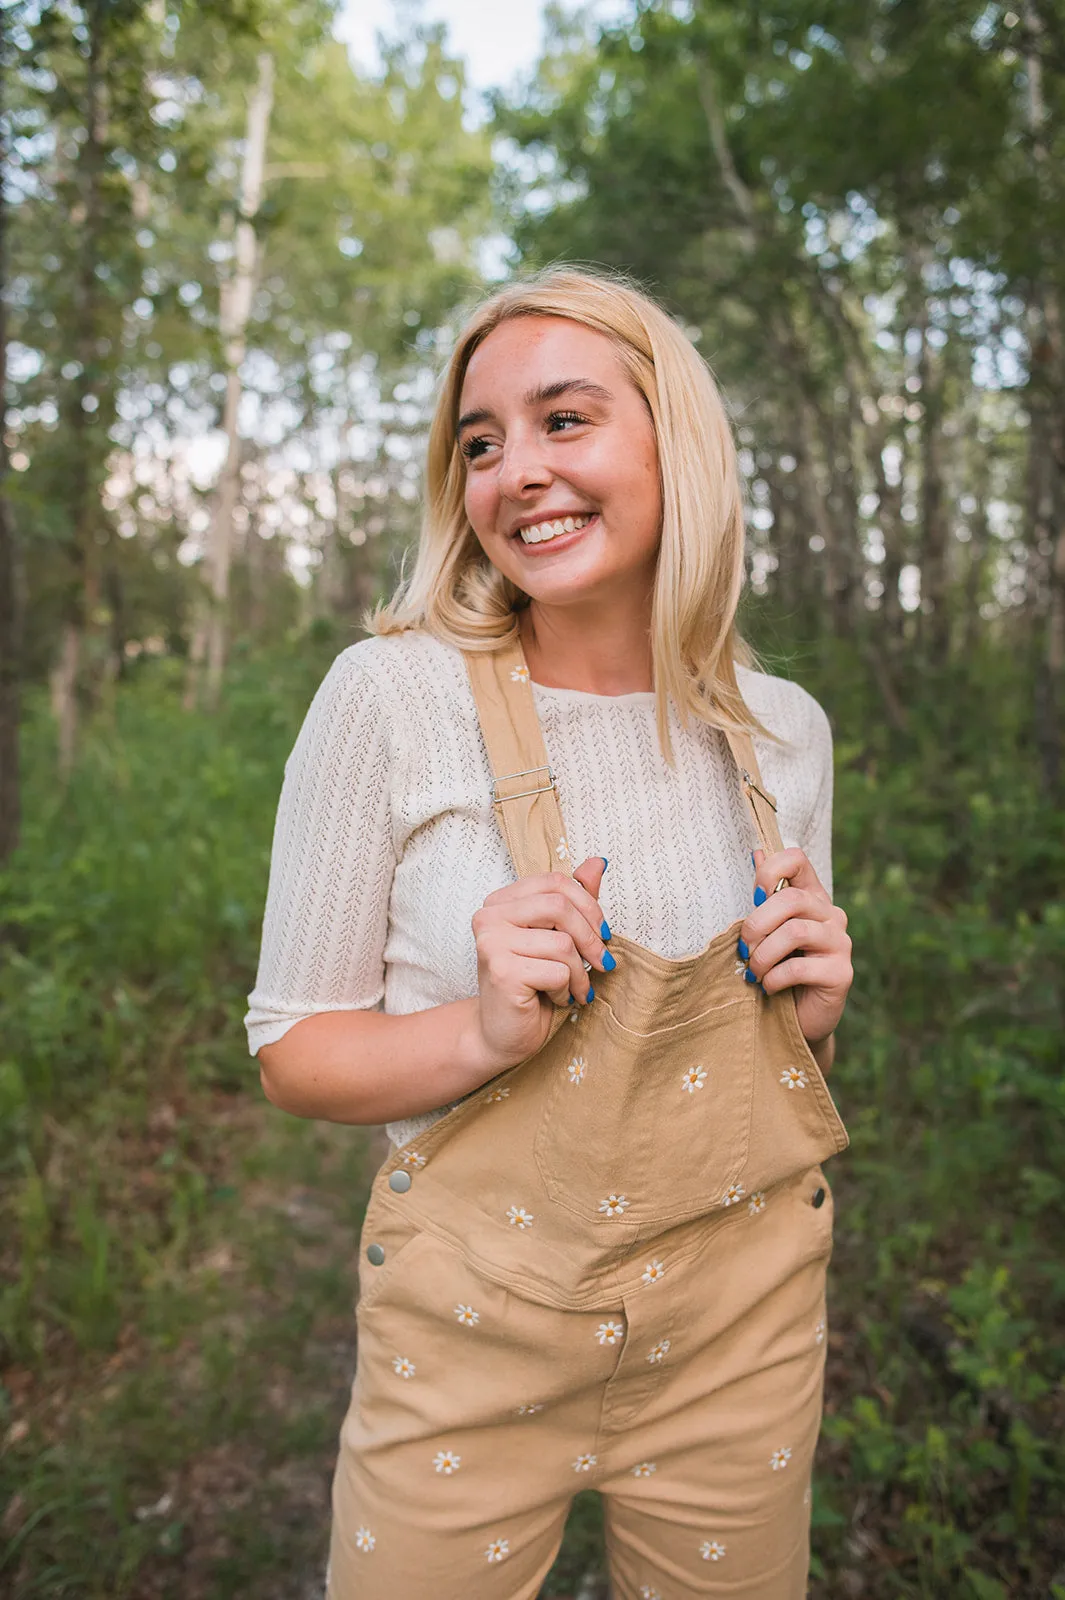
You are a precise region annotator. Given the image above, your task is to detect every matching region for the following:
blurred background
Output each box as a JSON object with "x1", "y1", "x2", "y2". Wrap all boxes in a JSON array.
[{"x1": 1, "y1": 1, "x2": 1063, "y2": 1595}]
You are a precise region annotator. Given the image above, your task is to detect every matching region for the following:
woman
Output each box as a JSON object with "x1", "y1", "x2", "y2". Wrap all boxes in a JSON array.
[{"x1": 247, "y1": 267, "x2": 853, "y2": 1599}]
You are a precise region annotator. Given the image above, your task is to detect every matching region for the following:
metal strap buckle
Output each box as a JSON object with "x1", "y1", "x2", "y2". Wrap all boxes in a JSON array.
[
  {"x1": 740, "y1": 768, "x2": 778, "y2": 813},
  {"x1": 490, "y1": 764, "x2": 556, "y2": 804}
]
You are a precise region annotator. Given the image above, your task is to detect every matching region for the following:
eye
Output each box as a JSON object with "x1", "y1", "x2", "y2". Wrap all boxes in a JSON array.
[
  {"x1": 460, "y1": 435, "x2": 491, "y2": 461},
  {"x1": 546, "y1": 409, "x2": 589, "y2": 433}
]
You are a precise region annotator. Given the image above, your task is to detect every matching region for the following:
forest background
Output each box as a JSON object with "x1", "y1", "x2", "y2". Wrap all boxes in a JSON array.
[{"x1": 1, "y1": 1, "x2": 1064, "y2": 1595}]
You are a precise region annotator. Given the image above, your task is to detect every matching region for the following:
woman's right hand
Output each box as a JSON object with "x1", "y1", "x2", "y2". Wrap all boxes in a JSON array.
[{"x1": 468, "y1": 857, "x2": 613, "y2": 1070}]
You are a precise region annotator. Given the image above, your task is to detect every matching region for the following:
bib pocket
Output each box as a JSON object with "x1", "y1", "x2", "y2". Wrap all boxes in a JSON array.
[{"x1": 533, "y1": 991, "x2": 756, "y2": 1228}]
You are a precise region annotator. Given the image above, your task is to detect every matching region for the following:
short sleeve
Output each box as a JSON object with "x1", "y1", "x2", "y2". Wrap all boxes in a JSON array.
[{"x1": 244, "y1": 649, "x2": 398, "y2": 1055}]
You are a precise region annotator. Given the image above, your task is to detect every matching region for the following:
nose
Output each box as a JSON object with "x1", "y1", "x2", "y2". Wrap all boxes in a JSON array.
[{"x1": 497, "y1": 429, "x2": 552, "y2": 501}]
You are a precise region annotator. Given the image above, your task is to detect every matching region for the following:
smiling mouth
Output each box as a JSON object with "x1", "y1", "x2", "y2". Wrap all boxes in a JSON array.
[{"x1": 514, "y1": 512, "x2": 597, "y2": 547}]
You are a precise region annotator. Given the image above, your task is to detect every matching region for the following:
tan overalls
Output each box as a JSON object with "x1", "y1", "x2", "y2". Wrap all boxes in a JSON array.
[{"x1": 326, "y1": 636, "x2": 849, "y2": 1599}]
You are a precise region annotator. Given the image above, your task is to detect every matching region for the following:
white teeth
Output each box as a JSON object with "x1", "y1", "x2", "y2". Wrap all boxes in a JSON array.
[{"x1": 519, "y1": 513, "x2": 592, "y2": 545}]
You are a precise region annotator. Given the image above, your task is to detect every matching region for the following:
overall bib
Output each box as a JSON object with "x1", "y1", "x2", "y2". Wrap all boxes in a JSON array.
[{"x1": 326, "y1": 636, "x2": 849, "y2": 1600}]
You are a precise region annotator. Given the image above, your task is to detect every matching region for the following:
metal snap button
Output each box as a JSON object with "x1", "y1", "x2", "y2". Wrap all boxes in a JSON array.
[
  {"x1": 388, "y1": 1170, "x2": 412, "y2": 1193},
  {"x1": 812, "y1": 1187, "x2": 826, "y2": 1209},
  {"x1": 366, "y1": 1243, "x2": 386, "y2": 1265}
]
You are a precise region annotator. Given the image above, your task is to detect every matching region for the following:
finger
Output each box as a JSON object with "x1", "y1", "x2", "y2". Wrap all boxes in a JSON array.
[
  {"x1": 752, "y1": 846, "x2": 827, "y2": 902},
  {"x1": 505, "y1": 928, "x2": 596, "y2": 1006},
  {"x1": 476, "y1": 886, "x2": 613, "y2": 973},
  {"x1": 486, "y1": 865, "x2": 609, "y2": 945},
  {"x1": 746, "y1": 917, "x2": 836, "y2": 981},
  {"x1": 760, "y1": 953, "x2": 840, "y2": 997},
  {"x1": 740, "y1": 888, "x2": 837, "y2": 952}
]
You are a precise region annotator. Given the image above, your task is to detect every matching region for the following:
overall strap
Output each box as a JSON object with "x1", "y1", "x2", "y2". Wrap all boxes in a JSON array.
[
  {"x1": 720, "y1": 724, "x2": 786, "y2": 859},
  {"x1": 461, "y1": 635, "x2": 574, "y2": 882}
]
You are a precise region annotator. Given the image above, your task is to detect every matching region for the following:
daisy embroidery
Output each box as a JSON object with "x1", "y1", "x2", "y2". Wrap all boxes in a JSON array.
[
  {"x1": 516, "y1": 1403, "x2": 544, "y2": 1416},
  {"x1": 647, "y1": 1338, "x2": 671, "y2": 1364},
  {"x1": 595, "y1": 1319, "x2": 625, "y2": 1346},
  {"x1": 639, "y1": 1588, "x2": 661, "y2": 1600},
  {"x1": 567, "y1": 1056, "x2": 586, "y2": 1085},
  {"x1": 486, "y1": 1537, "x2": 510, "y2": 1563},
  {"x1": 641, "y1": 1259, "x2": 666, "y2": 1286},
  {"x1": 510, "y1": 664, "x2": 530, "y2": 684},
  {"x1": 573, "y1": 1452, "x2": 597, "y2": 1472},
  {"x1": 722, "y1": 1182, "x2": 746, "y2": 1207},
  {"x1": 770, "y1": 1445, "x2": 793, "y2": 1471},
  {"x1": 433, "y1": 1449, "x2": 461, "y2": 1475},
  {"x1": 748, "y1": 1191, "x2": 767, "y2": 1216},
  {"x1": 631, "y1": 1461, "x2": 657, "y2": 1478},
  {"x1": 682, "y1": 1064, "x2": 708, "y2": 1094},
  {"x1": 506, "y1": 1205, "x2": 534, "y2": 1230},
  {"x1": 391, "y1": 1356, "x2": 416, "y2": 1379},
  {"x1": 815, "y1": 1317, "x2": 826, "y2": 1345},
  {"x1": 734, "y1": 959, "x2": 748, "y2": 979},
  {"x1": 598, "y1": 1193, "x2": 630, "y2": 1218},
  {"x1": 354, "y1": 1527, "x2": 375, "y2": 1553},
  {"x1": 780, "y1": 1065, "x2": 808, "y2": 1090},
  {"x1": 485, "y1": 1086, "x2": 511, "y2": 1102},
  {"x1": 556, "y1": 835, "x2": 570, "y2": 862},
  {"x1": 454, "y1": 1304, "x2": 480, "y2": 1327},
  {"x1": 700, "y1": 1539, "x2": 727, "y2": 1562},
  {"x1": 399, "y1": 1149, "x2": 427, "y2": 1168}
]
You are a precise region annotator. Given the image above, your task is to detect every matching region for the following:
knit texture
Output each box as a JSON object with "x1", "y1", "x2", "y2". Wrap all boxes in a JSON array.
[{"x1": 245, "y1": 629, "x2": 834, "y2": 1150}]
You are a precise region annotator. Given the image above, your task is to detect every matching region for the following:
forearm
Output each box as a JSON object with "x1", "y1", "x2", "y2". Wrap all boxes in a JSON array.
[{"x1": 258, "y1": 997, "x2": 503, "y2": 1125}]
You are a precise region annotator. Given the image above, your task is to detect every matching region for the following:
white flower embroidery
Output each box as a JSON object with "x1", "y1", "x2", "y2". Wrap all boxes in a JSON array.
[
  {"x1": 486, "y1": 1536, "x2": 510, "y2": 1562},
  {"x1": 641, "y1": 1259, "x2": 666, "y2": 1286},
  {"x1": 598, "y1": 1193, "x2": 630, "y2": 1218},
  {"x1": 399, "y1": 1149, "x2": 427, "y2": 1168},
  {"x1": 748, "y1": 1191, "x2": 767, "y2": 1216},
  {"x1": 647, "y1": 1339, "x2": 671, "y2": 1364},
  {"x1": 484, "y1": 1086, "x2": 511, "y2": 1102},
  {"x1": 595, "y1": 1319, "x2": 625, "y2": 1346},
  {"x1": 681, "y1": 1064, "x2": 707, "y2": 1094},
  {"x1": 506, "y1": 1205, "x2": 534, "y2": 1230},
  {"x1": 734, "y1": 959, "x2": 748, "y2": 979},
  {"x1": 780, "y1": 1065, "x2": 808, "y2": 1090},
  {"x1": 573, "y1": 1452, "x2": 597, "y2": 1472},
  {"x1": 700, "y1": 1538, "x2": 727, "y2": 1562},
  {"x1": 510, "y1": 664, "x2": 530, "y2": 683},
  {"x1": 770, "y1": 1445, "x2": 793, "y2": 1471},
  {"x1": 639, "y1": 1588, "x2": 661, "y2": 1600},
  {"x1": 815, "y1": 1317, "x2": 826, "y2": 1345},
  {"x1": 722, "y1": 1182, "x2": 746, "y2": 1207},
  {"x1": 631, "y1": 1461, "x2": 657, "y2": 1478},
  {"x1": 354, "y1": 1527, "x2": 375, "y2": 1553},
  {"x1": 556, "y1": 835, "x2": 570, "y2": 861},
  {"x1": 433, "y1": 1449, "x2": 461, "y2": 1475},
  {"x1": 391, "y1": 1356, "x2": 416, "y2": 1379},
  {"x1": 454, "y1": 1304, "x2": 480, "y2": 1327},
  {"x1": 516, "y1": 1402, "x2": 544, "y2": 1416},
  {"x1": 567, "y1": 1055, "x2": 586, "y2": 1085},
  {"x1": 568, "y1": 1009, "x2": 579, "y2": 1024}
]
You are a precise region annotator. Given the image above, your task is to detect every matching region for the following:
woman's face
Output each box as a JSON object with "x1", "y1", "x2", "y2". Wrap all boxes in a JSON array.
[{"x1": 457, "y1": 315, "x2": 662, "y2": 609}]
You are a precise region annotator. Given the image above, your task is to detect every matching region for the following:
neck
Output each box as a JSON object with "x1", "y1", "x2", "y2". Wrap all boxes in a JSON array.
[{"x1": 517, "y1": 599, "x2": 654, "y2": 695}]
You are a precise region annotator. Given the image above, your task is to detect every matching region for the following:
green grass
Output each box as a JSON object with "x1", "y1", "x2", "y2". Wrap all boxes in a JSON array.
[{"x1": 1, "y1": 620, "x2": 1063, "y2": 1596}]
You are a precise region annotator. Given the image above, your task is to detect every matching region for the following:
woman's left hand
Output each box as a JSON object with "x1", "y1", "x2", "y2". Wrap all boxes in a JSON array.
[{"x1": 742, "y1": 847, "x2": 853, "y2": 1051}]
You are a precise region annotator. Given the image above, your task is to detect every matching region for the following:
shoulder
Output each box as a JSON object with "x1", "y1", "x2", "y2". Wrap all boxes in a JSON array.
[
  {"x1": 334, "y1": 629, "x2": 471, "y2": 701},
  {"x1": 735, "y1": 663, "x2": 832, "y2": 751}
]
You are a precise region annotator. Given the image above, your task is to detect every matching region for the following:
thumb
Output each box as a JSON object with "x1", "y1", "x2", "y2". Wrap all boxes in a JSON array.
[{"x1": 572, "y1": 854, "x2": 608, "y2": 899}]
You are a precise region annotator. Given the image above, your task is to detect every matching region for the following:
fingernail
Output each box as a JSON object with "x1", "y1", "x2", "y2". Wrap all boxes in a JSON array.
[
  {"x1": 586, "y1": 986, "x2": 595, "y2": 1003},
  {"x1": 601, "y1": 919, "x2": 612, "y2": 941},
  {"x1": 744, "y1": 967, "x2": 758, "y2": 985},
  {"x1": 750, "y1": 851, "x2": 757, "y2": 867},
  {"x1": 602, "y1": 950, "x2": 616, "y2": 971},
  {"x1": 753, "y1": 886, "x2": 767, "y2": 907},
  {"x1": 600, "y1": 856, "x2": 609, "y2": 870},
  {"x1": 737, "y1": 937, "x2": 749, "y2": 960},
  {"x1": 758, "y1": 981, "x2": 768, "y2": 996},
  {"x1": 568, "y1": 992, "x2": 574, "y2": 1003}
]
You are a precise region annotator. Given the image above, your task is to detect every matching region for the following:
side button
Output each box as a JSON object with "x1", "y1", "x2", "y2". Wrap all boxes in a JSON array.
[
  {"x1": 388, "y1": 1170, "x2": 412, "y2": 1193},
  {"x1": 366, "y1": 1243, "x2": 386, "y2": 1265},
  {"x1": 811, "y1": 1187, "x2": 826, "y2": 1209}
]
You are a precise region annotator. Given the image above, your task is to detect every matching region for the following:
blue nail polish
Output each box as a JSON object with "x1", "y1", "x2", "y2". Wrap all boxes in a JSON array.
[
  {"x1": 737, "y1": 937, "x2": 749, "y2": 960},
  {"x1": 601, "y1": 856, "x2": 609, "y2": 870},
  {"x1": 753, "y1": 885, "x2": 767, "y2": 907},
  {"x1": 601, "y1": 920, "x2": 612, "y2": 941},
  {"x1": 586, "y1": 986, "x2": 595, "y2": 1002},
  {"x1": 568, "y1": 992, "x2": 574, "y2": 1004},
  {"x1": 758, "y1": 981, "x2": 768, "y2": 997},
  {"x1": 602, "y1": 950, "x2": 616, "y2": 971},
  {"x1": 750, "y1": 851, "x2": 757, "y2": 867},
  {"x1": 744, "y1": 967, "x2": 758, "y2": 985}
]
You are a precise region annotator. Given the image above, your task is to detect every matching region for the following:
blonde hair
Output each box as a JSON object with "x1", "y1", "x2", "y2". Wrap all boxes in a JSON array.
[{"x1": 363, "y1": 265, "x2": 768, "y2": 766}]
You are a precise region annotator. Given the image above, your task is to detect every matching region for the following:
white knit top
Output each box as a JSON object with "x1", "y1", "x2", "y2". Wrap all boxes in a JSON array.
[{"x1": 244, "y1": 628, "x2": 834, "y2": 1151}]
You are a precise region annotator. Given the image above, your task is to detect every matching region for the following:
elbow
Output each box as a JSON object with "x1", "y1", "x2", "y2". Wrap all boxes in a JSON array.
[{"x1": 258, "y1": 1044, "x2": 301, "y2": 1115}]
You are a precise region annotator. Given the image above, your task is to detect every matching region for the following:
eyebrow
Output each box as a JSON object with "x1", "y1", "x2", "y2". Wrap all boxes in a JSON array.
[{"x1": 456, "y1": 378, "x2": 615, "y2": 436}]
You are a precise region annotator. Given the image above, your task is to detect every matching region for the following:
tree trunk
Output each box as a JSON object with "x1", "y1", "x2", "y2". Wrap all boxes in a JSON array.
[
  {"x1": 188, "y1": 52, "x2": 274, "y2": 711},
  {"x1": 0, "y1": 6, "x2": 19, "y2": 864}
]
